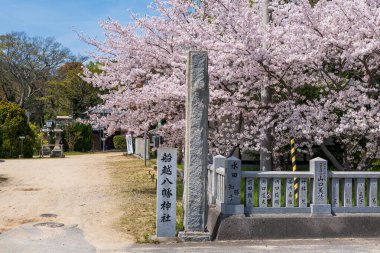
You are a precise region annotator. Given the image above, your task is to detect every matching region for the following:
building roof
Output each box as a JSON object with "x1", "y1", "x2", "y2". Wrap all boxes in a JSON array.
[{"x1": 56, "y1": 116, "x2": 73, "y2": 120}]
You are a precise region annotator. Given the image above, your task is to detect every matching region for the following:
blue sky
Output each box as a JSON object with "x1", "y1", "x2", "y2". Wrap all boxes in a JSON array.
[{"x1": 0, "y1": 0, "x2": 153, "y2": 56}]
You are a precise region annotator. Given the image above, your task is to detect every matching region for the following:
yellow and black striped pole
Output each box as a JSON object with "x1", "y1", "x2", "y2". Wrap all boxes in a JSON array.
[{"x1": 291, "y1": 137, "x2": 299, "y2": 202}]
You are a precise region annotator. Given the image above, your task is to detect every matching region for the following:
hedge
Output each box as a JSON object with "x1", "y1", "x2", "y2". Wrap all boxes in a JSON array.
[{"x1": 113, "y1": 135, "x2": 127, "y2": 149}]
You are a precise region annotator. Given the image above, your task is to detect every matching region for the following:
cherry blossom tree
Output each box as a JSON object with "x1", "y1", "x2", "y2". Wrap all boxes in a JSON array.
[{"x1": 82, "y1": 0, "x2": 380, "y2": 170}]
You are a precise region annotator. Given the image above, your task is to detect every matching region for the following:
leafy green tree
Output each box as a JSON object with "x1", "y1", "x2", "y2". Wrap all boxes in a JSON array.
[
  {"x1": 45, "y1": 62, "x2": 101, "y2": 118},
  {"x1": 0, "y1": 32, "x2": 77, "y2": 125},
  {"x1": 0, "y1": 101, "x2": 35, "y2": 158}
]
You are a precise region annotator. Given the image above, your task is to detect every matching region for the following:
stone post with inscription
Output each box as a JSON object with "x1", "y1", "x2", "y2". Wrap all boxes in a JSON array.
[
  {"x1": 179, "y1": 51, "x2": 210, "y2": 241},
  {"x1": 310, "y1": 157, "x2": 332, "y2": 216},
  {"x1": 218, "y1": 157, "x2": 244, "y2": 214},
  {"x1": 156, "y1": 148, "x2": 177, "y2": 238},
  {"x1": 126, "y1": 133, "x2": 134, "y2": 155}
]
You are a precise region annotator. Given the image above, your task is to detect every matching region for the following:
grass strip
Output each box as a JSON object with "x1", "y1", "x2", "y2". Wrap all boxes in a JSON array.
[{"x1": 108, "y1": 155, "x2": 183, "y2": 243}]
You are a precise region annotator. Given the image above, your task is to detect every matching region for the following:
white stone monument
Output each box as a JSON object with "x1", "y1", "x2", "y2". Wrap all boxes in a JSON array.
[
  {"x1": 126, "y1": 133, "x2": 133, "y2": 155},
  {"x1": 156, "y1": 148, "x2": 177, "y2": 238}
]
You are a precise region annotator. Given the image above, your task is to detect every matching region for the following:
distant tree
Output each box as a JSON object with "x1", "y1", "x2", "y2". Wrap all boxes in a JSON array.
[
  {"x1": 0, "y1": 32, "x2": 75, "y2": 124},
  {"x1": 62, "y1": 122, "x2": 93, "y2": 152},
  {"x1": 0, "y1": 101, "x2": 35, "y2": 158},
  {"x1": 66, "y1": 131, "x2": 82, "y2": 152},
  {"x1": 45, "y1": 61, "x2": 101, "y2": 118}
]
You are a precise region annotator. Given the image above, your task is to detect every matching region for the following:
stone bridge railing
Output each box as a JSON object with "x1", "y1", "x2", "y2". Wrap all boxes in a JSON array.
[{"x1": 207, "y1": 156, "x2": 380, "y2": 215}]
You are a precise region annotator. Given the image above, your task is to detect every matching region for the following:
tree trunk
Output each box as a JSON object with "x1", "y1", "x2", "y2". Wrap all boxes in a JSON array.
[
  {"x1": 260, "y1": 86, "x2": 273, "y2": 171},
  {"x1": 320, "y1": 143, "x2": 345, "y2": 171},
  {"x1": 260, "y1": 0, "x2": 273, "y2": 171}
]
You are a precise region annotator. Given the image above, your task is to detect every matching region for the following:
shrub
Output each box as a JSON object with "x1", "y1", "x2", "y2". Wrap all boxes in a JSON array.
[
  {"x1": 113, "y1": 135, "x2": 127, "y2": 149},
  {"x1": 29, "y1": 122, "x2": 46, "y2": 155},
  {"x1": 0, "y1": 101, "x2": 35, "y2": 158},
  {"x1": 62, "y1": 122, "x2": 93, "y2": 152},
  {"x1": 74, "y1": 123, "x2": 93, "y2": 151}
]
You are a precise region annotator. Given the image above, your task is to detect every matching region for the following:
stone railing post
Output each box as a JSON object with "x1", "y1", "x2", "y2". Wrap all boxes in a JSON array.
[
  {"x1": 210, "y1": 155, "x2": 226, "y2": 205},
  {"x1": 310, "y1": 157, "x2": 331, "y2": 216},
  {"x1": 219, "y1": 157, "x2": 244, "y2": 215},
  {"x1": 207, "y1": 165, "x2": 213, "y2": 205}
]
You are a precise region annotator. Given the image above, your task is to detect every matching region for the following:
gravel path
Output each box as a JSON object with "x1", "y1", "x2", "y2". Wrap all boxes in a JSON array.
[{"x1": 0, "y1": 153, "x2": 134, "y2": 252}]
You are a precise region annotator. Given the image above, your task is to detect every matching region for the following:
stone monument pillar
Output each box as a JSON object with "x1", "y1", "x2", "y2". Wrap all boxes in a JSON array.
[
  {"x1": 310, "y1": 157, "x2": 331, "y2": 216},
  {"x1": 179, "y1": 51, "x2": 210, "y2": 241},
  {"x1": 50, "y1": 127, "x2": 64, "y2": 158}
]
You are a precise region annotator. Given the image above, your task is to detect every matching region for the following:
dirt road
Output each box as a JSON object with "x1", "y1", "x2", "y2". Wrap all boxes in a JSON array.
[{"x1": 0, "y1": 153, "x2": 134, "y2": 251}]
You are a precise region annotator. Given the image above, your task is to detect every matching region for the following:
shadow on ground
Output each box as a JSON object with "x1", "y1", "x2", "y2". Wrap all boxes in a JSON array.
[{"x1": 0, "y1": 175, "x2": 8, "y2": 183}]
